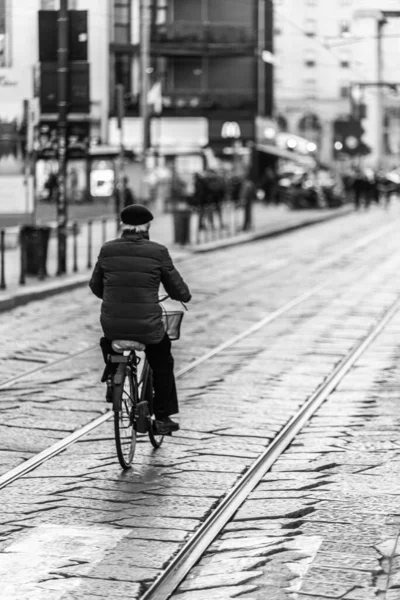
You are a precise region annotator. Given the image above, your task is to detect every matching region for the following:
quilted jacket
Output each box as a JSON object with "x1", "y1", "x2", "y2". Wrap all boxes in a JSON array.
[{"x1": 89, "y1": 230, "x2": 191, "y2": 344}]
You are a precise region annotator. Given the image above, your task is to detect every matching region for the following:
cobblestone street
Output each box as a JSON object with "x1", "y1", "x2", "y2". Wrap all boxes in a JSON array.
[{"x1": 1, "y1": 205, "x2": 400, "y2": 599}]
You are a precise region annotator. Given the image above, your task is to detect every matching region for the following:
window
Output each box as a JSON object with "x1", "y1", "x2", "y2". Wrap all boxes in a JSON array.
[
  {"x1": 305, "y1": 18, "x2": 316, "y2": 37},
  {"x1": 274, "y1": 18, "x2": 282, "y2": 35},
  {"x1": 339, "y1": 19, "x2": 351, "y2": 36},
  {"x1": 0, "y1": 0, "x2": 5, "y2": 66},
  {"x1": 114, "y1": 0, "x2": 131, "y2": 44},
  {"x1": 340, "y1": 84, "x2": 350, "y2": 98},
  {"x1": 304, "y1": 49, "x2": 316, "y2": 67},
  {"x1": 41, "y1": 0, "x2": 57, "y2": 8},
  {"x1": 306, "y1": 0, "x2": 317, "y2": 5},
  {"x1": 304, "y1": 77, "x2": 317, "y2": 99},
  {"x1": 155, "y1": 0, "x2": 167, "y2": 25},
  {"x1": 115, "y1": 52, "x2": 132, "y2": 92},
  {"x1": 339, "y1": 50, "x2": 350, "y2": 68}
]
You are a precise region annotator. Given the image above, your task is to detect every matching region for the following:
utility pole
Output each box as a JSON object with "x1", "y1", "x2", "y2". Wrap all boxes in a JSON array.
[
  {"x1": 376, "y1": 16, "x2": 386, "y2": 169},
  {"x1": 140, "y1": 0, "x2": 151, "y2": 199},
  {"x1": 116, "y1": 83, "x2": 125, "y2": 227},
  {"x1": 57, "y1": 0, "x2": 69, "y2": 275}
]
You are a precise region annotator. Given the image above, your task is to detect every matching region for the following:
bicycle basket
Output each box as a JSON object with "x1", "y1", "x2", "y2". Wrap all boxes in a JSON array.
[{"x1": 161, "y1": 311, "x2": 184, "y2": 341}]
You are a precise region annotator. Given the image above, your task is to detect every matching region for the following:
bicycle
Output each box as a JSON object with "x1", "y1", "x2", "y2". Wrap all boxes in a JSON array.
[{"x1": 107, "y1": 298, "x2": 185, "y2": 469}]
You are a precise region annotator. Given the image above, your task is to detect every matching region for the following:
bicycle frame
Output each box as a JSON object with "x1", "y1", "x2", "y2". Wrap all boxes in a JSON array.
[{"x1": 110, "y1": 351, "x2": 139, "y2": 412}]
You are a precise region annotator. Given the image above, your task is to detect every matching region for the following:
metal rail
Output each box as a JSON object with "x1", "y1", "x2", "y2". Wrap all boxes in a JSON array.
[
  {"x1": 0, "y1": 282, "x2": 325, "y2": 491},
  {"x1": 141, "y1": 292, "x2": 400, "y2": 600},
  {"x1": 0, "y1": 219, "x2": 395, "y2": 392},
  {"x1": 0, "y1": 219, "x2": 398, "y2": 490}
]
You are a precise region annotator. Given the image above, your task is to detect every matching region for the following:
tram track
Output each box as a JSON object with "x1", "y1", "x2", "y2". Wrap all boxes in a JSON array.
[
  {"x1": 0, "y1": 218, "x2": 398, "y2": 491},
  {"x1": 0, "y1": 255, "x2": 396, "y2": 599},
  {"x1": 0, "y1": 217, "x2": 396, "y2": 393},
  {"x1": 1, "y1": 217, "x2": 400, "y2": 598},
  {"x1": 0, "y1": 255, "x2": 399, "y2": 495},
  {"x1": 140, "y1": 289, "x2": 400, "y2": 600}
]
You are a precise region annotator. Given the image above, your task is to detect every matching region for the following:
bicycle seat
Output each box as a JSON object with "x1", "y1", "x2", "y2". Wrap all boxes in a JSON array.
[{"x1": 112, "y1": 340, "x2": 146, "y2": 353}]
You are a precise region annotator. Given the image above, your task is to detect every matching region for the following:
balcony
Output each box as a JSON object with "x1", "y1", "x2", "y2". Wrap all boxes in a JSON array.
[
  {"x1": 160, "y1": 90, "x2": 256, "y2": 114},
  {"x1": 151, "y1": 22, "x2": 256, "y2": 56}
]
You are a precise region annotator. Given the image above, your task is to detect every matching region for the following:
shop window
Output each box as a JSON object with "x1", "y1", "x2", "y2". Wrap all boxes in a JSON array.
[{"x1": 115, "y1": 53, "x2": 132, "y2": 93}]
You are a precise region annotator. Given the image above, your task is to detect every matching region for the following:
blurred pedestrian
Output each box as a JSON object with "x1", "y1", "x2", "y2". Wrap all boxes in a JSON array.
[
  {"x1": 352, "y1": 168, "x2": 369, "y2": 210},
  {"x1": 241, "y1": 176, "x2": 256, "y2": 232},
  {"x1": 122, "y1": 176, "x2": 136, "y2": 208},
  {"x1": 259, "y1": 167, "x2": 277, "y2": 204}
]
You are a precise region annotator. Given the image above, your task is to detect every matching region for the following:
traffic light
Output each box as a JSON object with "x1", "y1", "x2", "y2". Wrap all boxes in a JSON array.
[
  {"x1": 333, "y1": 117, "x2": 370, "y2": 158},
  {"x1": 38, "y1": 10, "x2": 90, "y2": 114}
]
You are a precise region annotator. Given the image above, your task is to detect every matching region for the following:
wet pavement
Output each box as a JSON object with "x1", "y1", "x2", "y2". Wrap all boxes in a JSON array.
[{"x1": 1, "y1": 204, "x2": 400, "y2": 599}]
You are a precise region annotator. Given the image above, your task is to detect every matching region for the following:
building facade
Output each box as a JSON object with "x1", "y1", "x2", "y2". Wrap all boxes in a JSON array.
[
  {"x1": 108, "y1": 0, "x2": 273, "y2": 167},
  {"x1": 0, "y1": 0, "x2": 112, "y2": 211},
  {"x1": 274, "y1": 0, "x2": 400, "y2": 167}
]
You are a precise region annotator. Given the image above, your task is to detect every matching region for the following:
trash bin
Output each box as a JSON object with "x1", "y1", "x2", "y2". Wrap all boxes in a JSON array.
[
  {"x1": 172, "y1": 202, "x2": 192, "y2": 245},
  {"x1": 20, "y1": 225, "x2": 51, "y2": 277}
]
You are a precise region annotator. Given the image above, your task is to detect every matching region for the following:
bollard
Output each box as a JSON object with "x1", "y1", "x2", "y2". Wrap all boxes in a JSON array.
[
  {"x1": 73, "y1": 221, "x2": 78, "y2": 273},
  {"x1": 0, "y1": 229, "x2": 5, "y2": 290},
  {"x1": 37, "y1": 228, "x2": 45, "y2": 281},
  {"x1": 87, "y1": 220, "x2": 93, "y2": 270},
  {"x1": 19, "y1": 228, "x2": 26, "y2": 285},
  {"x1": 102, "y1": 218, "x2": 107, "y2": 245}
]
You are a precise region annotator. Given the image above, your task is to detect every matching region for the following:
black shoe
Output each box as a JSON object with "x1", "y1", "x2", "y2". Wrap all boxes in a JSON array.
[
  {"x1": 155, "y1": 417, "x2": 180, "y2": 435},
  {"x1": 105, "y1": 378, "x2": 113, "y2": 403}
]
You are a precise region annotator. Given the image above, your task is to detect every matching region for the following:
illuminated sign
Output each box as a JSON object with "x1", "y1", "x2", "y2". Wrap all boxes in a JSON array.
[{"x1": 221, "y1": 121, "x2": 241, "y2": 139}]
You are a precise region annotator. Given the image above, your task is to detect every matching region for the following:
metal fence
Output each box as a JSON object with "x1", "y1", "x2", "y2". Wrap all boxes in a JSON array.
[{"x1": 0, "y1": 217, "x2": 118, "y2": 293}]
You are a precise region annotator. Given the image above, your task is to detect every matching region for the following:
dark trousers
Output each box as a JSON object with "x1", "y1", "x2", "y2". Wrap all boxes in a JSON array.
[{"x1": 100, "y1": 334, "x2": 178, "y2": 419}]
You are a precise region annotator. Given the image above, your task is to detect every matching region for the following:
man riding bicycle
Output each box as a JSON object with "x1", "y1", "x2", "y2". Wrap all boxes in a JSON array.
[{"x1": 89, "y1": 204, "x2": 191, "y2": 435}]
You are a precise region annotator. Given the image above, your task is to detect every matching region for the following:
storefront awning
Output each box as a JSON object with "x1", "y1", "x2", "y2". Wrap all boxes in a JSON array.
[
  {"x1": 109, "y1": 117, "x2": 208, "y2": 154},
  {"x1": 256, "y1": 143, "x2": 316, "y2": 167}
]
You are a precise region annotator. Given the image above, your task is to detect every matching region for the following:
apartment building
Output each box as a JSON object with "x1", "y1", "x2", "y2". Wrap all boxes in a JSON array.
[
  {"x1": 108, "y1": 0, "x2": 273, "y2": 164},
  {"x1": 274, "y1": 0, "x2": 400, "y2": 166}
]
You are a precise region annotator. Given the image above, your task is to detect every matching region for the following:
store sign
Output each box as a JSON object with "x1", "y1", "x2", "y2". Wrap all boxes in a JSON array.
[
  {"x1": 255, "y1": 116, "x2": 277, "y2": 145},
  {"x1": 0, "y1": 76, "x2": 18, "y2": 87},
  {"x1": 35, "y1": 121, "x2": 90, "y2": 159},
  {"x1": 221, "y1": 121, "x2": 241, "y2": 139}
]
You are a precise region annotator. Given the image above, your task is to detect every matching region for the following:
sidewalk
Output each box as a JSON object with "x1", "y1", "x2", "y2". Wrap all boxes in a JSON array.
[{"x1": 0, "y1": 202, "x2": 353, "y2": 312}]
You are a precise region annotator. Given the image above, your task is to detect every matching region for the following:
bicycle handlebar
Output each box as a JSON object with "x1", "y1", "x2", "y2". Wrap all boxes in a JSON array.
[{"x1": 158, "y1": 294, "x2": 188, "y2": 311}]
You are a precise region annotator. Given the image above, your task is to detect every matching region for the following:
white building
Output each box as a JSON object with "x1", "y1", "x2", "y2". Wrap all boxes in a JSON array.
[
  {"x1": 273, "y1": 0, "x2": 400, "y2": 167},
  {"x1": 0, "y1": 0, "x2": 111, "y2": 216}
]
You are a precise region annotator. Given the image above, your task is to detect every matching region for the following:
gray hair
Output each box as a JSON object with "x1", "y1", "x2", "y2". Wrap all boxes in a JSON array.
[{"x1": 121, "y1": 222, "x2": 151, "y2": 234}]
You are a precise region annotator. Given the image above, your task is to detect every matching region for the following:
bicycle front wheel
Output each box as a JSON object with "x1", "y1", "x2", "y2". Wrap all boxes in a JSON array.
[
  {"x1": 141, "y1": 362, "x2": 164, "y2": 449},
  {"x1": 114, "y1": 364, "x2": 137, "y2": 469}
]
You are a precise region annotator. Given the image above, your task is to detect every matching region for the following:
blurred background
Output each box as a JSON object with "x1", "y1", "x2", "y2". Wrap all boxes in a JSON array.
[{"x1": 1, "y1": 0, "x2": 400, "y2": 232}]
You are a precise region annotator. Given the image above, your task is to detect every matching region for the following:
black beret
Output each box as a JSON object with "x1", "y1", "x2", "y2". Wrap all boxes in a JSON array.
[{"x1": 121, "y1": 204, "x2": 154, "y2": 226}]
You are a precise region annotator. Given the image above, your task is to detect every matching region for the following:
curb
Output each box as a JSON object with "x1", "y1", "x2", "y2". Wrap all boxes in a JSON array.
[
  {"x1": 0, "y1": 205, "x2": 353, "y2": 314},
  {"x1": 191, "y1": 204, "x2": 354, "y2": 253}
]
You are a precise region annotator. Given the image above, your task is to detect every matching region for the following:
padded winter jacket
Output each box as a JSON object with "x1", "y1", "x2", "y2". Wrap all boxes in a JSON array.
[{"x1": 89, "y1": 230, "x2": 191, "y2": 345}]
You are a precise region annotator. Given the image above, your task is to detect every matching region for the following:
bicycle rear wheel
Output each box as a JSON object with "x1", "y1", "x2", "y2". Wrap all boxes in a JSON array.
[
  {"x1": 114, "y1": 364, "x2": 137, "y2": 469},
  {"x1": 140, "y1": 361, "x2": 164, "y2": 449}
]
